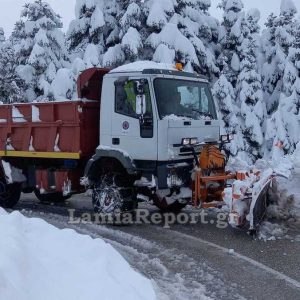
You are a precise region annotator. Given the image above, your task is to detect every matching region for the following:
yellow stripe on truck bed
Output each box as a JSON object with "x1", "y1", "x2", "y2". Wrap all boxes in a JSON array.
[{"x1": 0, "y1": 151, "x2": 80, "y2": 159}]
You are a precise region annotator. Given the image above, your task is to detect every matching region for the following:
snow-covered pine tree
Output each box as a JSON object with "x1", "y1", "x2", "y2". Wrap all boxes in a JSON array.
[
  {"x1": 260, "y1": 13, "x2": 279, "y2": 114},
  {"x1": 68, "y1": 0, "x2": 145, "y2": 68},
  {"x1": 145, "y1": 0, "x2": 219, "y2": 76},
  {"x1": 118, "y1": 0, "x2": 145, "y2": 61},
  {"x1": 103, "y1": 0, "x2": 121, "y2": 47},
  {"x1": 265, "y1": 94, "x2": 299, "y2": 159},
  {"x1": 216, "y1": 0, "x2": 244, "y2": 87},
  {"x1": 264, "y1": 0, "x2": 300, "y2": 157},
  {"x1": 143, "y1": 0, "x2": 178, "y2": 64},
  {"x1": 0, "y1": 28, "x2": 26, "y2": 103},
  {"x1": 175, "y1": 0, "x2": 219, "y2": 76},
  {"x1": 0, "y1": 42, "x2": 25, "y2": 103},
  {"x1": 145, "y1": 0, "x2": 175, "y2": 32},
  {"x1": 70, "y1": 0, "x2": 219, "y2": 75},
  {"x1": 292, "y1": 20, "x2": 300, "y2": 116},
  {"x1": 67, "y1": 0, "x2": 108, "y2": 66},
  {"x1": 261, "y1": 0, "x2": 298, "y2": 113},
  {"x1": 236, "y1": 9, "x2": 265, "y2": 161},
  {"x1": 103, "y1": 0, "x2": 146, "y2": 67},
  {"x1": 282, "y1": 6, "x2": 300, "y2": 98},
  {"x1": 213, "y1": 75, "x2": 242, "y2": 156},
  {"x1": 212, "y1": 0, "x2": 245, "y2": 158},
  {"x1": 11, "y1": 0, "x2": 69, "y2": 101}
]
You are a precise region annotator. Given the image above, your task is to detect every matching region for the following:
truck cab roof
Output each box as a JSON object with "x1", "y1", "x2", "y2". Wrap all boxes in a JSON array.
[
  {"x1": 108, "y1": 61, "x2": 208, "y2": 81},
  {"x1": 77, "y1": 61, "x2": 209, "y2": 101}
]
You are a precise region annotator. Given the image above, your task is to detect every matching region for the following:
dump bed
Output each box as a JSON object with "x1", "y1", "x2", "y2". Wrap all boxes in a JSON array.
[{"x1": 0, "y1": 100, "x2": 100, "y2": 159}]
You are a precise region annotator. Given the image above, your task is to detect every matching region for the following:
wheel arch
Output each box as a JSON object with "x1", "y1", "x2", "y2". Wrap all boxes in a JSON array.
[{"x1": 84, "y1": 149, "x2": 137, "y2": 185}]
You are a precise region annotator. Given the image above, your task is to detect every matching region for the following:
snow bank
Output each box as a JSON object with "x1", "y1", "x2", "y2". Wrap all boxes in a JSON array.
[
  {"x1": 0, "y1": 209, "x2": 156, "y2": 300},
  {"x1": 110, "y1": 60, "x2": 176, "y2": 73}
]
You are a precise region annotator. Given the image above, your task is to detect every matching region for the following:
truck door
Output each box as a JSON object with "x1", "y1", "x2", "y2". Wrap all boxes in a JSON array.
[{"x1": 111, "y1": 78, "x2": 157, "y2": 161}]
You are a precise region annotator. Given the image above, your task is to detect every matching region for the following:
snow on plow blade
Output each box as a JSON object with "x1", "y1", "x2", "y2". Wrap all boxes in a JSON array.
[
  {"x1": 192, "y1": 144, "x2": 276, "y2": 231},
  {"x1": 226, "y1": 169, "x2": 275, "y2": 230}
]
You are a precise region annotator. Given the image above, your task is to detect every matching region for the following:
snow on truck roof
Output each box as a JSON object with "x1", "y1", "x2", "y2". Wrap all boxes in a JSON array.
[
  {"x1": 110, "y1": 61, "x2": 176, "y2": 73},
  {"x1": 110, "y1": 61, "x2": 208, "y2": 80}
]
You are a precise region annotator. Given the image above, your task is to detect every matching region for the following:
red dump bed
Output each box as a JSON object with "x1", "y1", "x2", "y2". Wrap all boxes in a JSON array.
[
  {"x1": 0, "y1": 100, "x2": 100, "y2": 159},
  {"x1": 0, "y1": 68, "x2": 110, "y2": 160}
]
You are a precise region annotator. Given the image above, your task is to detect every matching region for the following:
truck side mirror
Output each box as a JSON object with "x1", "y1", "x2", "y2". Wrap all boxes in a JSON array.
[
  {"x1": 135, "y1": 80, "x2": 146, "y2": 95},
  {"x1": 136, "y1": 95, "x2": 146, "y2": 115}
]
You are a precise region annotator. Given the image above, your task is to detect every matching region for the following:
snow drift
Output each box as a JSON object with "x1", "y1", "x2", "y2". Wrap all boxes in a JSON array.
[{"x1": 0, "y1": 209, "x2": 156, "y2": 300}]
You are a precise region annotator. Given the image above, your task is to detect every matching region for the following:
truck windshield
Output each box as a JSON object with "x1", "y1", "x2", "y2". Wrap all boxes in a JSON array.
[{"x1": 154, "y1": 78, "x2": 217, "y2": 120}]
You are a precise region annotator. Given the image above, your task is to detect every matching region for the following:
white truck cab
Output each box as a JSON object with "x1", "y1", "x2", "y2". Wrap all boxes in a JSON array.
[{"x1": 86, "y1": 62, "x2": 222, "y2": 212}]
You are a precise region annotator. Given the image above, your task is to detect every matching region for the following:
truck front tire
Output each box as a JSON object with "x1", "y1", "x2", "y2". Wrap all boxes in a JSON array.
[
  {"x1": 92, "y1": 173, "x2": 137, "y2": 215},
  {"x1": 0, "y1": 180, "x2": 22, "y2": 208}
]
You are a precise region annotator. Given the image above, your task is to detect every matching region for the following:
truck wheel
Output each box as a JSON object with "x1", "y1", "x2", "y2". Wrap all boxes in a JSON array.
[
  {"x1": 0, "y1": 180, "x2": 21, "y2": 208},
  {"x1": 92, "y1": 174, "x2": 137, "y2": 216},
  {"x1": 34, "y1": 189, "x2": 71, "y2": 203}
]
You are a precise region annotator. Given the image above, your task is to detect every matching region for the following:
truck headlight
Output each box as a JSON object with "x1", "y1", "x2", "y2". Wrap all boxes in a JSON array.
[
  {"x1": 190, "y1": 138, "x2": 198, "y2": 145},
  {"x1": 221, "y1": 135, "x2": 228, "y2": 142},
  {"x1": 182, "y1": 138, "x2": 191, "y2": 146},
  {"x1": 182, "y1": 138, "x2": 198, "y2": 146},
  {"x1": 220, "y1": 134, "x2": 234, "y2": 143}
]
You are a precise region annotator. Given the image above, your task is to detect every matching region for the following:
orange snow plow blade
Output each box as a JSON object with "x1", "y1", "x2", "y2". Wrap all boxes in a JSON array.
[{"x1": 193, "y1": 145, "x2": 276, "y2": 230}]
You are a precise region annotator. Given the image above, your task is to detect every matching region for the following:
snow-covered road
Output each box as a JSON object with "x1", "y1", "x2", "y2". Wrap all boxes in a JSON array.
[
  {"x1": 20, "y1": 210, "x2": 242, "y2": 300},
  {"x1": 14, "y1": 192, "x2": 300, "y2": 300}
]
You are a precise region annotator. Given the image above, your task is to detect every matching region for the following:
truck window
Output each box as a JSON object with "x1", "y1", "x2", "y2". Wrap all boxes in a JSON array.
[
  {"x1": 154, "y1": 78, "x2": 217, "y2": 120},
  {"x1": 115, "y1": 80, "x2": 152, "y2": 118}
]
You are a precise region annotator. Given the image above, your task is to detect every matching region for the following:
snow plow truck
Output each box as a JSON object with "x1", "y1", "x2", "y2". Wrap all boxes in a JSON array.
[{"x1": 0, "y1": 62, "x2": 275, "y2": 231}]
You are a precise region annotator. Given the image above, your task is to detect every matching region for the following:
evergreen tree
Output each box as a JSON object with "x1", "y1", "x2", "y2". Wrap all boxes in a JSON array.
[
  {"x1": 68, "y1": 0, "x2": 145, "y2": 68},
  {"x1": 261, "y1": 0, "x2": 298, "y2": 113},
  {"x1": 293, "y1": 22, "x2": 300, "y2": 115},
  {"x1": 0, "y1": 42, "x2": 25, "y2": 103},
  {"x1": 176, "y1": 0, "x2": 219, "y2": 75},
  {"x1": 118, "y1": 0, "x2": 146, "y2": 61},
  {"x1": 145, "y1": 0, "x2": 182, "y2": 65},
  {"x1": 236, "y1": 9, "x2": 265, "y2": 161},
  {"x1": 145, "y1": 0, "x2": 175, "y2": 31},
  {"x1": 103, "y1": 0, "x2": 147, "y2": 67},
  {"x1": 216, "y1": 0, "x2": 244, "y2": 87},
  {"x1": 11, "y1": 0, "x2": 69, "y2": 101},
  {"x1": 212, "y1": 0, "x2": 245, "y2": 158},
  {"x1": 263, "y1": 0, "x2": 300, "y2": 157},
  {"x1": 68, "y1": 0, "x2": 219, "y2": 76},
  {"x1": 213, "y1": 75, "x2": 242, "y2": 156},
  {"x1": 67, "y1": 0, "x2": 107, "y2": 63},
  {"x1": 145, "y1": 0, "x2": 219, "y2": 76}
]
